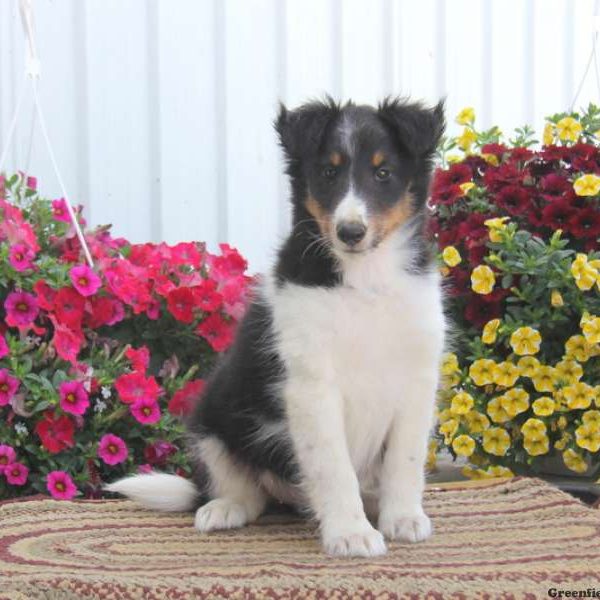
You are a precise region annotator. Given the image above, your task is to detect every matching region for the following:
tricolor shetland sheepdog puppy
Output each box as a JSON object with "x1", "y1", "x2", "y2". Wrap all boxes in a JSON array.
[{"x1": 107, "y1": 97, "x2": 446, "y2": 557}]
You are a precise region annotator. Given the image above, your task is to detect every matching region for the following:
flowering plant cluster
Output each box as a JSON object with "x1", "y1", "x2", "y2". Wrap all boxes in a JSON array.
[
  {"x1": 0, "y1": 173, "x2": 251, "y2": 499},
  {"x1": 430, "y1": 105, "x2": 600, "y2": 480}
]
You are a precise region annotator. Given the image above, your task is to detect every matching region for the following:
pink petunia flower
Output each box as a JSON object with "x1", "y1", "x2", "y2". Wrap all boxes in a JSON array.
[
  {"x1": 4, "y1": 291, "x2": 39, "y2": 328},
  {"x1": 8, "y1": 243, "x2": 35, "y2": 272},
  {"x1": 0, "y1": 334, "x2": 9, "y2": 359},
  {"x1": 97, "y1": 433, "x2": 128, "y2": 465},
  {"x1": 69, "y1": 264, "x2": 102, "y2": 297},
  {"x1": 51, "y1": 198, "x2": 72, "y2": 223},
  {"x1": 130, "y1": 397, "x2": 161, "y2": 425},
  {"x1": 5, "y1": 462, "x2": 28, "y2": 486},
  {"x1": 0, "y1": 444, "x2": 16, "y2": 474},
  {"x1": 138, "y1": 463, "x2": 153, "y2": 474},
  {"x1": 59, "y1": 380, "x2": 90, "y2": 415},
  {"x1": 46, "y1": 470, "x2": 78, "y2": 500},
  {"x1": 0, "y1": 369, "x2": 20, "y2": 406}
]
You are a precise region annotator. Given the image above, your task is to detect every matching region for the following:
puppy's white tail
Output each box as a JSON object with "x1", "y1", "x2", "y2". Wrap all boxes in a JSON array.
[{"x1": 104, "y1": 472, "x2": 200, "y2": 512}]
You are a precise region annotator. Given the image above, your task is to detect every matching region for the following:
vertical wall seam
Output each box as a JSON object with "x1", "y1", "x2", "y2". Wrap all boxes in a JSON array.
[
  {"x1": 434, "y1": 0, "x2": 446, "y2": 99},
  {"x1": 214, "y1": 0, "x2": 228, "y2": 244},
  {"x1": 563, "y1": 0, "x2": 575, "y2": 110},
  {"x1": 523, "y1": 0, "x2": 535, "y2": 126},
  {"x1": 382, "y1": 0, "x2": 394, "y2": 96},
  {"x1": 147, "y1": 0, "x2": 161, "y2": 242},
  {"x1": 331, "y1": 0, "x2": 343, "y2": 100},
  {"x1": 481, "y1": 0, "x2": 493, "y2": 129},
  {"x1": 275, "y1": 0, "x2": 289, "y2": 236}
]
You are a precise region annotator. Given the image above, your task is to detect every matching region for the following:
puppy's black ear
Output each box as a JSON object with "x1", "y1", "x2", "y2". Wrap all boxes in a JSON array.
[
  {"x1": 275, "y1": 98, "x2": 340, "y2": 161},
  {"x1": 378, "y1": 97, "x2": 445, "y2": 158}
]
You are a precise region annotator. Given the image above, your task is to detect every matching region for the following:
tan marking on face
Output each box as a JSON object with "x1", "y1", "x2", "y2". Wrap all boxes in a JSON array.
[
  {"x1": 330, "y1": 152, "x2": 342, "y2": 166},
  {"x1": 373, "y1": 193, "x2": 414, "y2": 240},
  {"x1": 372, "y1": 151, "x2": 385, "y2": 167},
  {"x1": 305, "y1": 195, "x2": 333, "y2": 237}
]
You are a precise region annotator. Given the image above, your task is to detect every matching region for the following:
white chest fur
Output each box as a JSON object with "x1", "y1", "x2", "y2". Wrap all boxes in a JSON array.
[{"x1": 265, "y1": 240, "x2": 445, "y2": 483}]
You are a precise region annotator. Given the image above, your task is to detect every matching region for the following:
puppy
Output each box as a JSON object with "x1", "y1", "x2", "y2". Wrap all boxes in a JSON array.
[{"x1": 107, "y1": 97, "x2": 446, "y2": 558}]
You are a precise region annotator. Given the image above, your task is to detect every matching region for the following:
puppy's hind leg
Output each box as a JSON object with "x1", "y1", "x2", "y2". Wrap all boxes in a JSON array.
[{"x1": 193, "y1": 436, "x2": 267, "y2": 532}]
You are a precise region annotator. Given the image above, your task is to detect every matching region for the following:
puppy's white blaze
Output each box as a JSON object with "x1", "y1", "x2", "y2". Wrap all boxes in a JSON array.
[
  {"x1": 333, "y1": 191, "x2": 368, "y2": 227},
  {"x1": 104, "y1": 473, "x2": 198, "y2": 512}
]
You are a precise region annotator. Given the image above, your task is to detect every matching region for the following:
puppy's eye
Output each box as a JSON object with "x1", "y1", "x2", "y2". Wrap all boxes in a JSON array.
[
  {"x1": 322, "y1": 166, "x2": 338, "y2": 180},
  {"x1": 375, "y1": 168, "x2": 391, "y2": 182}
]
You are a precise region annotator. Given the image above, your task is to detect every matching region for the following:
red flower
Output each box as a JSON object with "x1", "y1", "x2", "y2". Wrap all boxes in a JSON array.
[
  {"x1": 86, "y1": 296, "x2": 124, "y2": 328},
  {"x1": 539, "y1": 174, "x2": 571, "y2": 201},
  {"x1": 209, "y1": 244, "x2": 248, "y2": 282},
  {"x1": 166, "y1": 287, "x2": 195, "y2": 323},
  {"x1": 143, "y1": 441, "x2": 177, "y2": 466},
  {"x1": 114, "y1": 372, "x2": 162, "y2": 405},
  {"x1": 494, "y1": 185, "x2": 533, "y2": 216},
  {"x1": 481, "y1": 143, "x2": 508, "y2": 158},
  {"x1": 196, "y1": 313, "x2": 235, "y2": 352},
  {"x1": 430, "y1": 164, "x2": 472, "y2": 206},
  {"x1": 33, "y1": 280, "x2": 57, "y2": 311},
  {"x1": 541, "y1": 201, "x2": 576, "y2": 231},
  {"x1": 569, "y1": 207, "x2": 600, "y2": 238},
  {"x1": 192, "y1": 280, "x2": 222, "y2": 312},
  {"x1": 168, "y1": 379, "x2": 205, "y2": 417},
  {"x1": 50, "y1": 317, "x2": 84, "y2": 364},
  {"x1": 483, "y1": 162, "x2": 523, "y2": 192},
  {"x1": 53, "y1": 287, "x2": 85, "y2": 329},
  {"x1": 125, "y1": 346, "x2": 150, "y2": 373},
  {"x1": 171, "y1": 242, "x2": 203, "y2": 269},
  {"x1": 464, "y1": 294, "x2": 504, "y2": 328},
  {"x1": 35, "y1": 411, "x2": 75, "y2": 454}
]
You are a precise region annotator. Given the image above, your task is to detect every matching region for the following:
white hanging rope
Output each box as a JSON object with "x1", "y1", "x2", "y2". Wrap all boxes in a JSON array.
[
  {"x1": 0, "y1": 73, "x2": 27, "y2": 175},
  {"x1": 0, "y1": 0, "x2": 94, "y2": 268},
  {"x1": 570, "y1": 1, "x2": 600, "y2": 111}
]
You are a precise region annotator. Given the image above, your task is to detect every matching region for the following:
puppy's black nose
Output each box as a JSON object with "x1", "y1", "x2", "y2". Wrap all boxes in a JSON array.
[{"x1": 336, "y1": 222, "x2": 367, "y2": 246}]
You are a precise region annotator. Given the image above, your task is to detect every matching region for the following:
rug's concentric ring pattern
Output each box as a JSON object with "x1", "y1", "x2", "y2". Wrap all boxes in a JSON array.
[{"x1": 1, "y1": 478, "x2": 599, "y2": 599}]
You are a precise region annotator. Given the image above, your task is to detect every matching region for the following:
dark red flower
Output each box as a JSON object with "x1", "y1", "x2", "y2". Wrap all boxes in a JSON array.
[
  {"x1": 481, "y1": 143, "x2": 508, "y2": 158},
  {"x1": 143, "y1": 441, "x2": 177, "y2": 466},
  {"x1": 464, "y1": 294, "x2": 504, "y2": 328},
  {"x1": 539, "y1": 174, "x2": 571, "y2": 201},
  {"x1": 541, "y1": 201, "x2": 576, "y2": 231},
  {"x1": 494, "y1": 185, "x2": 533, "y2": 216},
  {"x1": 483, "y1": 163, "x2": 523, "y2": 192},
  {"x1": 35, "y1": 410, "x2": 75, "y2": 454},
  {"x1": 569, "y1": 207, "x2": 600, "y2": 238}
]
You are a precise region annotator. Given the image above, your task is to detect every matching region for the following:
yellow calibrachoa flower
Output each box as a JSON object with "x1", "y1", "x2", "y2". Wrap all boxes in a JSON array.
[
  {"x1": 459, "y1": 181, "x2": 475, "y2": 195},
  {"x1": 471, "y1": 265, "x2": 495, "y2": 295},
  {"x1": 565, "y1": 335, "x2": 592, "y2": 363},
  {"x1": 482, "y1": 319, "x2": 501, "y2": 345},
  {"x1": 571, "y1": 255, "x2": 598, "y2": 291},
  {"x1": 469, "y1": 359, "x2": 496, "y2": 386},
  {"x1": 573, "y1": 174, "x2": 600, "y2": 197},
  {"x1": 563, "y1": 382, "x2": 594, "y2": 410},
  {"x1": 523, "y1": 435, "x2": 550, "y2": 456},
  {"x1": 465, "y1": 410, "x2": 490, "y2": 434},
  {"x1": 441, "y1": 353, "x2": 460, "y2": 376},
  {"x1": 582, "y1": 316, "x2": 600, "y2": 344},
  {"x1": 457, "y1": 127, "x2": 477, "y2": 151},
  {"x1": 452, "y1": 434, "x2": 476, "y2": 457},
  {"x1": 554, "y1": 431, "x2": 571, "y2": 450},
  {"x1": 532, "y1": 366, "x2": 556, "y2": 393},
  {"x1": 543, "y1": 122, "x2": 555, "y2": 145},
  {"x1": 462, "y1": 466, "x2": 485, "y2": 480},
  {"x1": 484, "y1": 217, "x2": 510, "y2": 243},
  {"x1": 554, "y1": 359, "x2": 583, "y2": 384},
  {"x1": 557, "y1": 416, "x2": 568, "y2": 429},
  {"x1": 447, "y1": 154, "x2": 462, "y2": 164},
  {"x1": 563, "y1": 448, "x2": 588, "y2": 474},
  {"x1": 482, "y1": 427, "x2": 511, "y2": 456},
  {"x1": 442, "y1": 246, "x2": 461, "y2": 267},
  {"x1": 551, "y1": 290, "x2": 564, "y2": 308},
  {"x1": 492, "y1": 361, "x2": 520, "y2": 387},
  {"x1": 486, "y1": 397, "x2": 511, "y2": 424},
  {"x1": 426, "y1": 439, "x2": 437, "y2": 471},
  {"x1": 439, "y1": 418, "x2": 459, "y2": 444},
  {"x1": 510, "y1": 327, "x2": 542, "y2": 356},
  {"x1": 532, "y1": 397, "x2": 555, "y2": 417},
  {"x1": 455, "y1": 107, "x2": 475, "y2": 125},
  {"x1": 521, "y1": 418, "x2": 547, "y2": 440},
  {"x1": 486, "y1": 465, "x2": 514, "y2": 478},
  {"x1": 500, "y1": 388, "x2": 530, "y2": 417},
  {"x1": 583, "y1": 410, "x2": 600, "y2": 427},
  {"x1": 517, "y1": 356, "x2": 540, "y2": 378},
  {"x1": 575, "y1": 423, "x2": 600, "y2": 453},
  {"x1": 556, "y1": 116, "x2": 582, "y2": 142},
  {"x1": 450, "y1": 391, "x2": 474, "y2": 415},
  {"x1": 437, "y1": 408, "x2": 454, "y2": 423},
  {"x1": 481, "y1": 153, "x2": 499, "y2": 166}
]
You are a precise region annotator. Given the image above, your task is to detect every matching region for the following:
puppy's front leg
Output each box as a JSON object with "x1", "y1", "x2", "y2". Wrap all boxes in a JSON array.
[
  {"x1": 378, "y1": 374, "x2": 437, "y2": 543},
  {"x1": 285, "y1": 377, "x2": 386, "y2": 557}
]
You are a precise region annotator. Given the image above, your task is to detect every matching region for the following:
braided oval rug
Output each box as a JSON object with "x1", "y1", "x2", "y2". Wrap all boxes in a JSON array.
[{"x1": 0, "y1": 477, "x2": 599, "y2": 600}]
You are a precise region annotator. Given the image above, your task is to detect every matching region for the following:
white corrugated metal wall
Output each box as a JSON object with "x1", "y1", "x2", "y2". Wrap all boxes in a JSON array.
[{"x1": 0, "y1": 0, "x2": 598, "y2": 272}]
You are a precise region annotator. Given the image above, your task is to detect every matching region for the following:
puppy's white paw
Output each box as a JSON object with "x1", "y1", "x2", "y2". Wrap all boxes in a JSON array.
[
  {"x1": 378, "y1": 509, "x2": 432, "y2": 543},
  {"x1": 194, "y1": 498, "x2": 248, "y2": 532},
  {"x1": 323, "y1": 523, "x2": 387, "y2": 557}
]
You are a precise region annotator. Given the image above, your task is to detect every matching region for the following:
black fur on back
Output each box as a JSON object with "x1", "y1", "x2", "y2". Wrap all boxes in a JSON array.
[{"x1": 187, "y1": 97, "x2": 445, "y2": 489}]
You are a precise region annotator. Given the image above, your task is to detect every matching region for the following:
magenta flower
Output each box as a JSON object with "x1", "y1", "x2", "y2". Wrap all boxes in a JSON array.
[
  {"x1": 51, "y1": 198, "x2": 71, "y2": 223},
  {"x1": 4, "y1": 291, "x2": 39, "y2": 328},
  {"x1": 98, "y1": 433, "x2": 128, "y2": 465},
  {"x1": 5, "y1": 462, "x2": 28, "y2": 486},
  {"x1": 69, "y1": 265, "x2": 102, "y2": 297},
  {"x1": 46, "y1": 470, "x2": 78, "y2": 500},
  {"x1": 59, "y1": 380, "x2": 90, "y2": 416},
  {"x1": 9, "y1": 243, "x2": 35, "y2": 272},
  {"x1": 0, "y1": 444, "x2": 16, "y2": 474},
  {"x1": 138, "y1": 464, "x2": 153, "y2": 474},
  {"x1": 0, "y1": 369, "x2": 19, "y2": 406},
  {"x1": 130, "y1": 397, "x2": 161, "y2": 424},
  {"x1": 0, "y1": 335, "x2": 9, "y2": 359}
]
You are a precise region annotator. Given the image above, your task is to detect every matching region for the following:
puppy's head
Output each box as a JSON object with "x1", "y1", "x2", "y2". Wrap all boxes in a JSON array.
[{"x1": 276, "y1": 97, "x2": 444, "y2": 256}]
